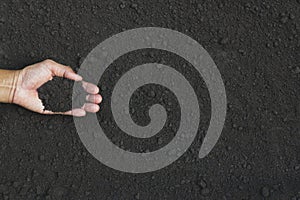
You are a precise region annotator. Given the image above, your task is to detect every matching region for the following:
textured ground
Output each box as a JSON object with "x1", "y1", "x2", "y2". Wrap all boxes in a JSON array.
[{"x1": 0, "y1": 0, "x2": 300, "y2": 199}]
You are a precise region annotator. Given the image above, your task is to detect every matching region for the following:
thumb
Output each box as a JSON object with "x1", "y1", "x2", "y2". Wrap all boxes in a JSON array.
[{"x1": 45, "y1": 59, "x2": 82, "y2": 81}]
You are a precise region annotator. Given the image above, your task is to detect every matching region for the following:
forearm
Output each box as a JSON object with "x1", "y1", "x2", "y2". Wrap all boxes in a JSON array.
[{"x1": 0, "y1": 69, "x2": 21, "y2": 103}]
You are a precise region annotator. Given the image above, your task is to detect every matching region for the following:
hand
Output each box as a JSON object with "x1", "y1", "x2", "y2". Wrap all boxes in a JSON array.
[{"x1": 13, "y1": 59, "x2": 102, "y2": 117}]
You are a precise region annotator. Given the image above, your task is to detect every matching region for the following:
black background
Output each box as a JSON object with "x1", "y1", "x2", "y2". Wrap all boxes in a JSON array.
[{"x1": 0, "y1": 0, "x2": 299, "y2": 199}]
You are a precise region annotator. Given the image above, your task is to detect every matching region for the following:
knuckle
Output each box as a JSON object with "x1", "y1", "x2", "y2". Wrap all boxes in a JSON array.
[
  {"x1": 65, "y1": 65, "x2": 73, "y2": 71},
  {"x1": 43, "y1": 59, "x2": 55, "y2": 65}
]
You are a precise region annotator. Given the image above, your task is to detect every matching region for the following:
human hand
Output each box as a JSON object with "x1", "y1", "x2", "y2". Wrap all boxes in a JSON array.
[{"x1": 12, "y1": 59, "x2": 101, "y2": 117}]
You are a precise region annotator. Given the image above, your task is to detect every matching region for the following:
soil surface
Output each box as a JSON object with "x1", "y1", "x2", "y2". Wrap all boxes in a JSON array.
[
  {"x1": 38, "y1": 78, "x2": 87, "y2": 112},
  {"x1": 0, "y1": 0, "x2": 300, "y2": 200},
  {"x1": 38, "y1": 78, "x2": 74, "y2": 112}
]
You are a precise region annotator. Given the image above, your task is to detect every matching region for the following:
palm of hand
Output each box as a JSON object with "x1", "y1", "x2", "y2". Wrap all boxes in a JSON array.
[{"x1": 13, "y1": 60, "x2": 101, "y2": 117}]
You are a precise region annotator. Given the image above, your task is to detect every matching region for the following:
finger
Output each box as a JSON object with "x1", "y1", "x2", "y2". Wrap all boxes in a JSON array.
[
  {"x1": 62, "y1": 108, "x2": 86, "y2": 117},
  {"x1": 50, "y1": 109, "x2": 86, "y2": 117},
  {"x1": 82, "y1": 81, "x2": 99, "y2": 94},
  {"x1": 45, "y1": 59, "x2": 82, "y2": 81},
  {"x1": 82, "y1": 103, "x2": 100, "y2": 113},
  {"x1": 43, "y1": 110, "x2": 55, "y2": 115},
  {"x1": 64, "y1": 71, "x2": 82, "y2": 81},
  {"x1": 86, "y1": 94, "x2": 102, "y2": 104}
]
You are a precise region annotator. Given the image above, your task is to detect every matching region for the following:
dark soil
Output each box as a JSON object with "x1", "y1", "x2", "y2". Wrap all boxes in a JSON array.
[
  {"x1": 38, "y1": 78, "x2": 86, "y2": 112},
  {"x1": 38, "y1": 78, "x2": 74, "y2": 112},
  {"x1": 0, "y1": 0, "x2": 300, "y2": 200}
]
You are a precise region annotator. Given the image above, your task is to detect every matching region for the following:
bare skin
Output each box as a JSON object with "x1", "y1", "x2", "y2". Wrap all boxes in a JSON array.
[{"x1": 7, "y1": 59, "x2": 101, "y2": 117}]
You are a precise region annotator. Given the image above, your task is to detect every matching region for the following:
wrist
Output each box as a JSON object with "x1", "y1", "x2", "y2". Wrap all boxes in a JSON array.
[{"x1": 0, "y1": 69, "x2": 21, "y2": 103}]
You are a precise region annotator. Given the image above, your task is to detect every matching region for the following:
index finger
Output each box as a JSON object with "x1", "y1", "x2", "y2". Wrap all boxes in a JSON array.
[{"x1": 82, "y1": 81, "x2": 99, "y2": 94}]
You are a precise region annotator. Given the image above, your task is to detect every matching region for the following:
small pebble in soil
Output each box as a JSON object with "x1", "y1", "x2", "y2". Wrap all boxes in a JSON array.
[
  {"x1": 200, "y1": 187, "x2": 210, "y2": 196},
  {"x1": 261, "y1": 186, "x2": 270, "y2": 197}
]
